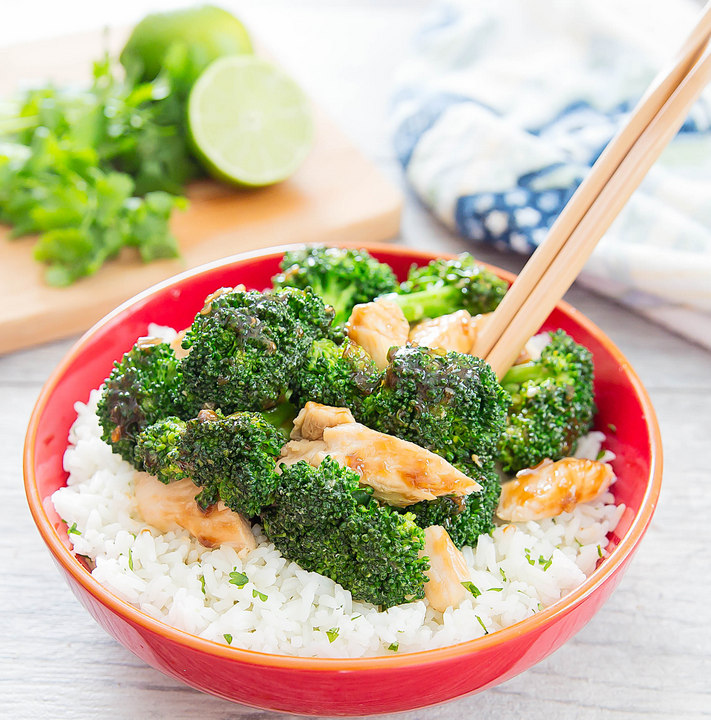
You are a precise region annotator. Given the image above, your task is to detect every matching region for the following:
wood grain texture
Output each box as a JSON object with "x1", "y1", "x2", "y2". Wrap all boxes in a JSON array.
[
  {"x1": 2, "y1": 2, "x2": 710, "y2": 719},
  {"x1": 0, "y1": 26, "x2": 402, "y2": 354}
]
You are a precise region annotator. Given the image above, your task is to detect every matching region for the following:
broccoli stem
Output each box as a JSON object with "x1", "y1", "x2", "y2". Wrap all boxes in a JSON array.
[
  {"x1": 316, "y1": 279, "x2": 358, "y2": 325},
  {"x1": 503, "y1": 361, "x2": 577, "y2": 389},
  {"x1": 261, "y1": 402, "x2": 297, "y2": 438},
  {"x1": 501, "y1": 361, "x2": 546, "y2": 387},
  {"x1": 381, "y1": 286, "x2": 463, "y2": 323}
]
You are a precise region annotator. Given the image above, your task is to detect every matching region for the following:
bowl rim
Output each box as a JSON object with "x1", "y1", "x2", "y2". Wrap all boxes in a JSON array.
[{"x1": 24, "y1": 242, "x2": 663, "y2": 671}]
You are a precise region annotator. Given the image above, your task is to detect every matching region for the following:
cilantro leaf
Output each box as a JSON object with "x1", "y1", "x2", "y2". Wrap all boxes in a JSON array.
[
  {"x1": 228, "y1": 570, "x2": 248, "y2": 588},
  {"x1": 462, "y1": 581, "x2": 481, "y2": 598},
  {"x1": 0, "y1": 54, "x2": 193, "y2": 286}
]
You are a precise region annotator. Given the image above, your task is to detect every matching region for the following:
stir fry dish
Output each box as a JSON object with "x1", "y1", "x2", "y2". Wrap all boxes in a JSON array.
[{"x1": 95, "y1": 247, "x2": 607, "y2": 611}]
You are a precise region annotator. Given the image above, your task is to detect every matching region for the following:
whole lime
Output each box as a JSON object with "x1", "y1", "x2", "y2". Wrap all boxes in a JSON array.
[{"x1": 120, "y1": 5, "x2": 253, "y2": 86}]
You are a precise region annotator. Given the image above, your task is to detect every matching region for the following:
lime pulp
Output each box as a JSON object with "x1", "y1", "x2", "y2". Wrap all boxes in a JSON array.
[{"x1": 187, "y1": 56, "x2": 314, "y2": 188}]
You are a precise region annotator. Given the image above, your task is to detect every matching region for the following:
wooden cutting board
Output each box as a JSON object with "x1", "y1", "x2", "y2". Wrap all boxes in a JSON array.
[{"x1": 0, "y1": 29, "x2": 402, "y2": 355}]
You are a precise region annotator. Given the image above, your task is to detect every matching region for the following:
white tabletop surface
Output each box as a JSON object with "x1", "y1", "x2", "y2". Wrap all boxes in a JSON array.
[{"x1": 2, "y1": 2, "x2": 710, "y2": 719}]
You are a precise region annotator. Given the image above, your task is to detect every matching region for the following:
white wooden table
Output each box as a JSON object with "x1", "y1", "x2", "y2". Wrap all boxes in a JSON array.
[{"x1": 2, "y1": 2, "x2": 710, "y2": 718}]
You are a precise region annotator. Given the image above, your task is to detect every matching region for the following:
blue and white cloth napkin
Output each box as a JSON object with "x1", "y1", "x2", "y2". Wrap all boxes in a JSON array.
[{"x1": 392, "y1": 0, "x2": 711, "y2": 349}]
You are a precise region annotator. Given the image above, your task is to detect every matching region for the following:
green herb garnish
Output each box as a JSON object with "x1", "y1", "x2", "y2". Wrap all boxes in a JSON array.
[
  {"x1": 229, "y1": 570, "x2": 248, "y2": 588},
  {"x1": 252, "y1": 589, "x2": 267, "y2": 602},
  {"x1": 462, "y1": 581, "x2": 481, "y2": 598},
  {"x1": 597, "y1": 545, "x2": 603, "y2": 558},
  {"x1": 223, "y1": 633, "x2": 232, "y2": 644},
  {"x1": 0, "y1": 53, "x2": 194, "y2": 285},
  {"x1": 475, "y1": 616, "x2": 488, "y2": 635},
  {"x1": 326, "y1": 628, "x2": 339, "y2": 643},
  {"x1": 388, "y1": 642, "x2": 399, "y2": 652},
  {"x1": 489, "y1": 587, "x2": 503, "y2": 592},
  {"x1": 499, "y1": 567, "x2": 507, "y2": 582},
  {"x1": 67, "y1": 522, "x2": 81, "y2": 535},
  {"x1": 200, "y1": 575, "x2": 206, "y2": 595},
  {"x1": 128, "y1": 548, "x2": 134, "y2": 571}
]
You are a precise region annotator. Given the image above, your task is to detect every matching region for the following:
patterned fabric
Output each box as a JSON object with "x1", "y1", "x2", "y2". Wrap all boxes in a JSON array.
[{"x1": 392, "y1": 0, "x2": 711, "y2": 348}]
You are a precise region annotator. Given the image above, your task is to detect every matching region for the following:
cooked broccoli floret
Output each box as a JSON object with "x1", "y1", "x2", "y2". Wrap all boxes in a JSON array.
[
  {"x1": 260, "y1": 457, "x2": 429, "y2": 608},
  {"x1": 134, "y1": 415, "x2": 188, "y2": 483},
  {"x1": 272, "y1": 245, "x2": 399, "y2": 325},
  {"x1": 291, "y1": 337, "x2": 382, "y2": 413},
  {"x1": 97, "y1": 340, "x2": 191, "y2": 464},
  {"x1": 363, "y1": 345, "x2": 511, "y2": 465},
  {"x1": 135, "y1": 409, "x2": 285, "y2": 517},
  {"x1": 404, "y1": 461, "x2": 501, "y2": 548},
  {"x1": 497, "y1": 330, "x2": 596, "y2": 474},
  {"x1": 180, "y1": 286, "x2": 334, "y2": 413},
  {"x1": 382, "y1": 253, "x2": 508, "y2": 323}
]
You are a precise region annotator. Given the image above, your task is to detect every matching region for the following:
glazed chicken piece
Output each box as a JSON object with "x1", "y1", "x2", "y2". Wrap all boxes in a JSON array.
[
  {"x1": 346, "y1": 299, "x2": 409, "y2": 370},
  {"x1": 421, "y1": 525, "x2": 471, "y2": 612},
  {"x1": 291, "y1": 402, "x2": 355, "y2": 440},
  {"x1": 407, "y1": 311, "x2": 532, "y2": 364},
  {"x1": 134, "y1": 331, "x2": 189, "y2": 360},
  {"x1": 133, "y1": 472, "x2": 257, "y2": 552},
  {"x1": 134, "y1": 335, "x2": 163, "y2": 350},
  {"x1": 408, "y1": 310, "x2": 481, "y2": 354},
  {"x1": 279, "y1": 418, "x2": 481, "y2": 507},
  {"x1": 168, "y1": 328, "x2": 189, "y2": 360},
  {"x1": 497, "y1": 457, "x2": 615, "y2": 522}
]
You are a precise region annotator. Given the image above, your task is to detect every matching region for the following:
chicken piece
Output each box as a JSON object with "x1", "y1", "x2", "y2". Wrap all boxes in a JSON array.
[
  {"x1": 413, "y1": 311, "x2": 534, "y2": 364},
  {"x1": 168, "y1": 328, "x2": 189, "y2": 360},
  {"x1": 134, "y1": 335, "x2": 163, "y2": 350},
  {"x1": 133, "y1": 472, "x2": 257, "y2": 552},
  {"x1": 409, "y1": 310, "x2": 479, "y2": 354},
  {"x1": 513, "y1": 344, "x2": 532, "y2": 365},
  {"x1": 279, "y1": 420, "x2": 480, "y2": 507},
  {"x1": 497, "y1": 457, "x2": 615, "y2": 522},
  {"x1": 420, "y1": 525, "x2": 470, "y2": 612},
  {"x1": 291, "y1": 402, "x2": 355, "y2": 440},
  {"x1": 134, "y1": 331, "x2": 189, "y2": 360},
  {"x1": 346, "y1": 299, "x2": 409, "y2": 370}
]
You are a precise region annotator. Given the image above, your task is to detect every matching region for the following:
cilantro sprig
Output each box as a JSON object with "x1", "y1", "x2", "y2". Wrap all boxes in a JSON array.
[{"x1": 0, "y1": 53, "x2": 196, "y2": 285}]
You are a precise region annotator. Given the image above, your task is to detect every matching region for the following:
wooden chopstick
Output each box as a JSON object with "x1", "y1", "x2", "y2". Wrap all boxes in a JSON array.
[
  {"x1": 483, "y1": 43, "x2": 711, "y2": 378},
  {"x1": 471, "y1": 1, "x2": 711, "y2": 378}
]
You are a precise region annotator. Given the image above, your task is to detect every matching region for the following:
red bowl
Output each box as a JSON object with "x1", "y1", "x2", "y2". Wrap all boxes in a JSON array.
[{"x1": 24, "y1": 244, "x2": 662, "y2": 716}]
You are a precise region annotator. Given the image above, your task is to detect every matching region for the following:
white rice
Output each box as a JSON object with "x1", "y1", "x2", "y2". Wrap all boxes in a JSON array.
[{"x1": 53, "y1": 326, "x2": 624, "y2": 658}]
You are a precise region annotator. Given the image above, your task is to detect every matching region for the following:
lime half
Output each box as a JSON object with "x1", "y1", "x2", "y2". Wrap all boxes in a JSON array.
[{"x1": 187, "y1": 56, "x2": 314, "y2": 187}]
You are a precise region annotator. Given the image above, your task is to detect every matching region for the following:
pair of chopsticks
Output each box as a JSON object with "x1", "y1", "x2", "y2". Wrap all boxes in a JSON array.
[{"x1": 472, "y1": 1, "x2": 711, "y2": 379}]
